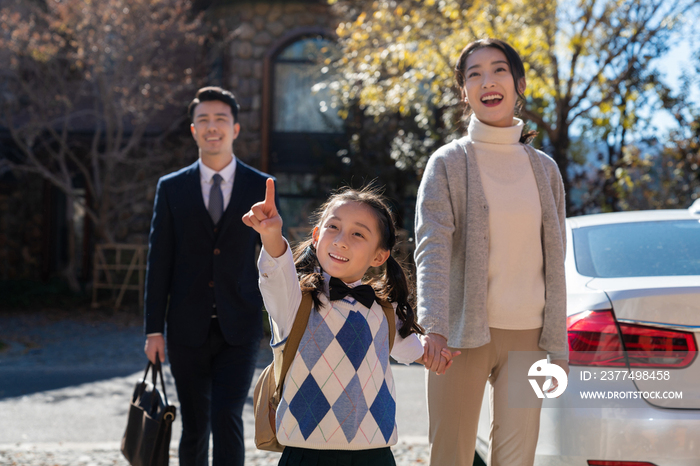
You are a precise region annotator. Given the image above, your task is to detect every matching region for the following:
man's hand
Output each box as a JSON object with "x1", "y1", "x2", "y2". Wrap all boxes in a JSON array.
[
  {"x1": 145, "y1": 334, "x2": 165, "y2": 364},
  {"x1": 242, "y1": 178, "x2": 286, "y2": 258},
  {"x1": 421, "y1": 333, "x2": 458, "y2": 375}
]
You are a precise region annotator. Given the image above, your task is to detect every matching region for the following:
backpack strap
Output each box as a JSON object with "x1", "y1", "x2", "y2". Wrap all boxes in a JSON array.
[
  {"x1": 273, "y1": 292, "x2": 313, "y2": 402},
  {"x1": 378, "y1": 300, "x2": 396, "y2": 352}
]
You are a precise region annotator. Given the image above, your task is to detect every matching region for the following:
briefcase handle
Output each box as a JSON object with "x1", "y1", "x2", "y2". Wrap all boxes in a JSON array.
[{"x1": 141, "y1": 353, "x2": 170, "y2": 408}]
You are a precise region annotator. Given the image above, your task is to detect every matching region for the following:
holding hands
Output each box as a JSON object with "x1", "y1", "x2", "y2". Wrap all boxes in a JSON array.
[
  {"x1": 242, "y1": 178, "x2": 286, "y2": 258},
  {"x1": 421, "y1": 333, "x2": 461, "y2": 375}
]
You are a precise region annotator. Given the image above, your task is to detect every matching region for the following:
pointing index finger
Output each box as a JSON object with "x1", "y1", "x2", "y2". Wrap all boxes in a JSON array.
[{"x1": 264, "y1": 178, "x2": 276, "y2": 210}]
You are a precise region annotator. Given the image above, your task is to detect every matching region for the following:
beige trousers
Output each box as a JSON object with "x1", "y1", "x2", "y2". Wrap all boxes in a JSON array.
[{"x1": 426, "y1": 328, "x2": 545, "y2": 466}]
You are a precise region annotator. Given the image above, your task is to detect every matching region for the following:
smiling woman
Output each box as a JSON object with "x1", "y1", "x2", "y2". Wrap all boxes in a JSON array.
[
  {"x1": 459, "y1": 47, "x2": 521, "y2": 128},
  {"x1": 414, "y1": 38, "x2": 568, "y2": 466},
  {"x1": 453, "y1": 39, "x2": 536, "y2": 142}
]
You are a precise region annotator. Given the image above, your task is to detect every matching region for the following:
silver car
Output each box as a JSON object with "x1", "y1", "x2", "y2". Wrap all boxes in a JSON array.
[{"x1": 476, "y1": 201, "x2": 700, "y2": 466}]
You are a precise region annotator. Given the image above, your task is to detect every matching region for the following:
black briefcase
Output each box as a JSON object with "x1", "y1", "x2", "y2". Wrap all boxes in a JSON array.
[{"x1": 121, "y1": 358, "x2": 176, "y2": 466}]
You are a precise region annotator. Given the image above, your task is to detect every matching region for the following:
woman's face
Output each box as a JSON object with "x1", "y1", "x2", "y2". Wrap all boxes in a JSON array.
[{"x1": 462, "y1": 47, "x2": 524, "y2": 128}]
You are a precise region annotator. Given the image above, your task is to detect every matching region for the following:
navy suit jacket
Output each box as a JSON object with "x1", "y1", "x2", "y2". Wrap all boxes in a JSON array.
[{"x1": 144, "y1": 159, "x2": 273, "y2": 347}]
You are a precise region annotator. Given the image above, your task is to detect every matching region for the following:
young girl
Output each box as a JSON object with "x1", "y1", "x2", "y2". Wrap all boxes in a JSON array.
[
  {"x1": 415, "y1": 38, "x2": 569, "y2": 466},
  {"x1": 243, "y1": 181, "x2": 458, "y2": 465}
]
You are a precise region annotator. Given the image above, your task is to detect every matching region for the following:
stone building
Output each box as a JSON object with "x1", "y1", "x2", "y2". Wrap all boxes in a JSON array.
[
  {"x1": 0, "y1": 0, "x2": 349, "y2": 283},
  {"x1": 210, "y1": 0, "x2": 347, "y2": 231}
]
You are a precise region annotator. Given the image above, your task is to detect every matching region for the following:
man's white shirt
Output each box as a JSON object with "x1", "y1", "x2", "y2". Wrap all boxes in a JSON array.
[{"x1": 198, "y1": 156, "x2": 236, "y2": 211}]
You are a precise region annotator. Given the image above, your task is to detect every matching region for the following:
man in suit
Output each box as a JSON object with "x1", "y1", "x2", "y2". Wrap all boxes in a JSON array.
[{"x1": 144, "y1": 86, "x2": 275, "y2": 466}]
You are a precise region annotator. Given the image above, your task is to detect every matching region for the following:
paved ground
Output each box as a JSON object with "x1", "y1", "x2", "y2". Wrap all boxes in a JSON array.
[{"x1": 0, "y1": 309, "x2": 431, "y2": 465}]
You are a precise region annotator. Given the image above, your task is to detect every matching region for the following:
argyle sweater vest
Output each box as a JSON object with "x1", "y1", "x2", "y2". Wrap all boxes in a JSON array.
[{"x1": 275, "y1": 294, "x2": 398, "y2": 450}]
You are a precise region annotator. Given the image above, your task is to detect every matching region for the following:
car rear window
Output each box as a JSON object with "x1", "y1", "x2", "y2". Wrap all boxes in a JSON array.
[{"x1": 572, "y1": 220, "x2": 700, "y2": 277}]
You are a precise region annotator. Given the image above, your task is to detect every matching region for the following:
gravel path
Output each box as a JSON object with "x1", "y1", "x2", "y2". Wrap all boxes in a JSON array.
[
  {"x1": 0, "y1": 441, "x2": 430, "y2": 466},
  {"x1": 0, "y1": 309, "x2": 431, "y2": 465}
]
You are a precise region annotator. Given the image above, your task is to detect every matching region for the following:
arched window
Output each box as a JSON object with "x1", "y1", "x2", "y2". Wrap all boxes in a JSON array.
[
  {"x1": 263, "y1": 32, "x2": 346, "y2": 233},
  {"x1": 273, "y1": 37, "x2": 343, "y2": 135},
  {"x1": 269, "y1": 35, "x2": 344, "y2": 173}
]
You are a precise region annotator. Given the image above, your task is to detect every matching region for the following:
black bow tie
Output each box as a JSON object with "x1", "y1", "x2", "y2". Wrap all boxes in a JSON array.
[{"x1": 328, "y1": 277, "x2": 376, "y2": 308}]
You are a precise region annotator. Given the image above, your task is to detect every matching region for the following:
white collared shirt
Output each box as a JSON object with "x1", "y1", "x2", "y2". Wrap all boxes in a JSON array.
[{"x1": 198, "y1": 156, "x2": 237, "y2": 211}]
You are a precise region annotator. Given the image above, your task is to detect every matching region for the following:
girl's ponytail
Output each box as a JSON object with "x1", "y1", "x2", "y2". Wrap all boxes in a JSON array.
[
  {"x1": 293, "y1": 238, "x2": 325, "y2": 311},
  {"x1": 376, "y1": 254, "x2": 424, "y2": 338}
]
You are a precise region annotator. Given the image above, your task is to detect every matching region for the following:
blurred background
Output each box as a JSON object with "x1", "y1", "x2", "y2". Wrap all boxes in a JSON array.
[{"x1": 0, "y1": 0, "x2": 698, "y2": 309}]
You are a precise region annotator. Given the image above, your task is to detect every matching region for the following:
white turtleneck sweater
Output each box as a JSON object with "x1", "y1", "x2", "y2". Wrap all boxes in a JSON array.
[{"x1": 467, "y1": 117, "x2": 545, "y2": 330}]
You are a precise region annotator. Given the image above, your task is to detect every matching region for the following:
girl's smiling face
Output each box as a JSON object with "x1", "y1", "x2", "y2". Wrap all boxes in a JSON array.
[
  {"x1": 462, "y1": 46, "x2": 525, "y2": 128},
  {"x1": 312, "y1": 200, "x2": 390, "y2": 283}
]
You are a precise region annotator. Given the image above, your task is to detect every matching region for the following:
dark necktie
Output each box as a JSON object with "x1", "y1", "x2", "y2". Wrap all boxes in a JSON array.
[
  {"x1": 329, "y1": 277, "x2": 376, "y2": 308},
  {"x1": 209, "y1": 174, "x2": 223, "y2": 224}
]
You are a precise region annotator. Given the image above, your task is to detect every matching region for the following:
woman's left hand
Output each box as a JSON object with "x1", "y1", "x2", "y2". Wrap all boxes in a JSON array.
[{"x1": 418, "y1": 334, "x2": 461, "y2": 375}]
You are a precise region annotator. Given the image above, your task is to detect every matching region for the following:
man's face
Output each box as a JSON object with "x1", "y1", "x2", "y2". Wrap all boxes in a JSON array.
[{"x1": 190, "y1": 100, "x2": 240, "y2": 158}]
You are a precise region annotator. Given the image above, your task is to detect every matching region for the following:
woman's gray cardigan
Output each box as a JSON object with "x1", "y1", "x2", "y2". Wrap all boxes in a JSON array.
[{"x1": 414, "y1": 137, "x2": 568, "y2": 360}]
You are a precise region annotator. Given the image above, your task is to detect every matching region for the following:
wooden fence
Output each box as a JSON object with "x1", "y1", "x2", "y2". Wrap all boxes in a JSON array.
[{"x1": 91, "y1": 244, "x2": 148, "y2": 309}]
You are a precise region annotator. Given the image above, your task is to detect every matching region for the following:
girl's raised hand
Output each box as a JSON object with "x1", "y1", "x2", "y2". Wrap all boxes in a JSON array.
[
  {"x1": 243, "y1": 178, "x2": 281, "y2": 234},
  {"x1": 242, "y1": 178, "x2": 286, "y2": 257}
]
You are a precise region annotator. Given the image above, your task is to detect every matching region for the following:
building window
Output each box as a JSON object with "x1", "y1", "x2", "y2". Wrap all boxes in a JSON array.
[
  {"x1": 273, "y1": 37, "x2": 343, "y2": 134},
  {"x1": 269, "y1": 34, "x2": 346, "y2": 234}
]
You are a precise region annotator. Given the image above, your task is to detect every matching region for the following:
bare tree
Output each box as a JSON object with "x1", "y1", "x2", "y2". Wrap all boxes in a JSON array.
[
  {"x1": 521, "y1": 0, "x2": 700, "y2": 212},
  {"x1": 0, "y1": 0, "x2": 229, "y2": 289}
]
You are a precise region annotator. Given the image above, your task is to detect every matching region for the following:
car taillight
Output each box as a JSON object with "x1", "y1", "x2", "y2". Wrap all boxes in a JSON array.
[
  {"x1": 617, "y1": 321, "x2": 697, "y2": 368},
  {"x1": 567, "y1": 310, "x2": 625, "y2": 366},
  {"x1": 587, "y1": 461, "x2": 658, "y2": 466},
  {"x1": 568, "y1": 310, "x2": 697, "y2": 368}
]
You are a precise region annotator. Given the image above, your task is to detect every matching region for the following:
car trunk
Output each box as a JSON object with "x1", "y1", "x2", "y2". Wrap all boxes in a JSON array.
[{"x1": 586, "y1": 276, "x2": 700, "y2": 409}]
